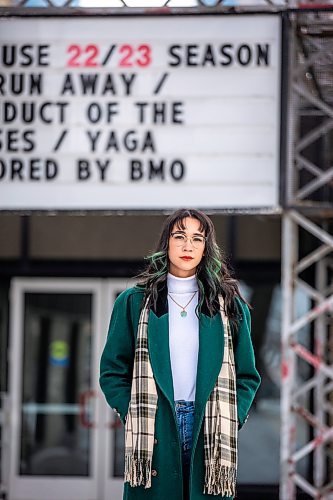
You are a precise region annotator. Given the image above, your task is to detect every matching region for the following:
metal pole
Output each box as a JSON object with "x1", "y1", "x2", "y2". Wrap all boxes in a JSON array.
[{"x1": 280, "y1": 213, "x2": 297, "y2": 500}]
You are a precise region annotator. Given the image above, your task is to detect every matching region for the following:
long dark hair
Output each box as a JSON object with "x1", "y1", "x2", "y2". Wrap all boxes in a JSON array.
[{"x1": 133, "y1": 208, "x2": 251, "y2": 330}]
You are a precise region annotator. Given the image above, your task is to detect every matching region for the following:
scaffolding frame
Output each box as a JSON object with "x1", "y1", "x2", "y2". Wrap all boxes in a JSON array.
[
  {"x1": 281, "y1": 12, "x2": 333, "y2": 500},
  {"x1": 0, "y1": 0, "x2": 289, "y2": 11}
]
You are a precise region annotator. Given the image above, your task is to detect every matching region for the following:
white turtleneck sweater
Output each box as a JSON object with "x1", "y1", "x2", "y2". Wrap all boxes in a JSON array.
[{"x1": 167, "y1": 271, "x2": 199, "y2": 402}]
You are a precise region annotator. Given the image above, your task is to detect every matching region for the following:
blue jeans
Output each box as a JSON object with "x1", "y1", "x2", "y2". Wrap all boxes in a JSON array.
[{"x1": 174, "y1": 400, "x2": 195, "y2": 500}]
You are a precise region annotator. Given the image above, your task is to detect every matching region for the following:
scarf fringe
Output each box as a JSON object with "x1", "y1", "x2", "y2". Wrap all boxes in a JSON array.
[
  {"x1": 204, "y1": 462, "x2": 237, "y2": 497},
  {"x1": 124, "y1": 454, "x2": 152, "y2": 489}
]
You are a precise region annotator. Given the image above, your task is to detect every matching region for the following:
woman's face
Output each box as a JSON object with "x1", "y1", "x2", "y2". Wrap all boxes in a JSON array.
[{"x1": 168, "y1": 217, "x2": 206, "y2": 278}]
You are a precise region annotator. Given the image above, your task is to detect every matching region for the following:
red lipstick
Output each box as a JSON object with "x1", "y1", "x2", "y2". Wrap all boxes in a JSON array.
[{"x1": 180, "y1": 256, "x2": 193, "y2": 261}]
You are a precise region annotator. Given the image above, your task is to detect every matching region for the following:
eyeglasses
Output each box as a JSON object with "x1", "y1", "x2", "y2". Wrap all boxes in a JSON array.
[{"x1": 170, "y1": 232, "x2": 207, "y2": 249}]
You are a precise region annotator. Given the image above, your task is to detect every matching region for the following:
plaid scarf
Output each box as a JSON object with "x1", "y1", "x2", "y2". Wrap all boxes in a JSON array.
[{"x1": 124, "y1": 294, "x2": 238, "y2": 497}]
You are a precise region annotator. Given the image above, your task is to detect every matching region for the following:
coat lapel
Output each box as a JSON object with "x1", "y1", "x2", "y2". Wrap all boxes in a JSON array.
[
  {"x1": 148, "y1": 310, "x2": 175, "y2": 404},
  {"x1": 147, "y1": 281, "x2": 224, "y2": 441}
]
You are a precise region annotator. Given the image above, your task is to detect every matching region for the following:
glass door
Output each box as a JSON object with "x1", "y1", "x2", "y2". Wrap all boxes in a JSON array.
[
  {"x1": 99, "y1": 280, "x2": 136, "y2": 500},
  {"x1": 8, "y1": 277, "x2": 135, "y2": 500},
  {"x1": 8, "y1": 278, "x2": 103, "y2": 500}
]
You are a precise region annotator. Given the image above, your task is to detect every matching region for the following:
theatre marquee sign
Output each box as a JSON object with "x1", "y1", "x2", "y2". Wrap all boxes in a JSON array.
[{"x1": 0, "y1": 15, "x2": 281, "y2": 210}]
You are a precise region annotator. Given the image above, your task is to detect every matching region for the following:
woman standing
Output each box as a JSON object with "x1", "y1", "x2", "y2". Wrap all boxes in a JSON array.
[{"x1": 100, "y1": 208, "x2": 261, "y2": 500}]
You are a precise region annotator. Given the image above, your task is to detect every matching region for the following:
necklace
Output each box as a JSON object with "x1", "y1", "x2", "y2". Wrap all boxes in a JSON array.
[{"x1": 167, "y1": 291, "x2": 198, "y2": 318}]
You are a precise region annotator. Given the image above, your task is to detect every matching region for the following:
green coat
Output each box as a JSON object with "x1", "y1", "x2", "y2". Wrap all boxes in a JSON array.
[{"x1": 100, "y1": 284, "x2": 261, "y2": 500}]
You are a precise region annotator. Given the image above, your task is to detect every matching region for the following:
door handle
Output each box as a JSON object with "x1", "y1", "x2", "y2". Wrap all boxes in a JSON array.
[{"x1": 79, "y1": 389, "x2": 96, "y2": 428}]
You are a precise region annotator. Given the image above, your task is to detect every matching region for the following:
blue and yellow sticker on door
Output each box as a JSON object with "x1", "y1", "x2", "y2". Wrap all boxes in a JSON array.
[{"x1": 49, "y1": 340, "x2": 69, "y2": 367}]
